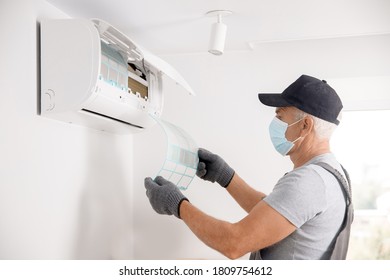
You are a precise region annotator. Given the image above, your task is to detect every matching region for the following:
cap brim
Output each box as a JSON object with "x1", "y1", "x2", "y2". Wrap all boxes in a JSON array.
[{"x1": 258, "y1": 93, "x2": 291, "y2": 107}]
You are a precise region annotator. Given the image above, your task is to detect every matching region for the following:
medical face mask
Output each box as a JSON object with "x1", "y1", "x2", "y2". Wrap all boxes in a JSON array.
[{"x1": 269, "y1": 117, "x2": 303, "y2": 156}]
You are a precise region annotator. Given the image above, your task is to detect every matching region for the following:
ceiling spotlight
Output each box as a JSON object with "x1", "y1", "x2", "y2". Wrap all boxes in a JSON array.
[{"x1": 206, "y1": 10, "x2": 232, "y2": 56}]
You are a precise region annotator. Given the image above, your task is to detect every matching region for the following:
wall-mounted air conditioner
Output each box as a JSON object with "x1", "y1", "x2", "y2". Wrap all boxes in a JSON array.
[{"x1": 40, "y1": 19, "x2": 194, "y2": 133}]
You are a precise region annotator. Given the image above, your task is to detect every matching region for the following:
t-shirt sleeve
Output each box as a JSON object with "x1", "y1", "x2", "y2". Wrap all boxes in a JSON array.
[{"x1": 263, "y1": 167, "x2": 327, "y2": 228}]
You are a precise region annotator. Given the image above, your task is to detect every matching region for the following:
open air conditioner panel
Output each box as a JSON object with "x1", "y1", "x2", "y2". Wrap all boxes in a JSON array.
[{"x1": 40, "y1": 18, "x2": 194, "y2": 134}]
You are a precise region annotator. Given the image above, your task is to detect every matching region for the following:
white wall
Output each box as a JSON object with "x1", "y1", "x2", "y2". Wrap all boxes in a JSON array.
[
  {"x1": 133, "y1": 34, "x2": 390, "y2": 259},
  {"x1": 0, "y1": 0, "x2": 134, "y2": 259}
]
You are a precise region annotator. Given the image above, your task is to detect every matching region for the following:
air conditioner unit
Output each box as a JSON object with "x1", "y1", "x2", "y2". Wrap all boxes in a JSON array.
[{"x1": 40, "y1": 19, "x2": 194, "y2": 133}]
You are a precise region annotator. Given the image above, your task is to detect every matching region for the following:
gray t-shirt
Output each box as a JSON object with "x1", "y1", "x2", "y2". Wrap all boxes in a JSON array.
[{"x1": 259, "y1": 153, "x2": 346, "y2": 260}]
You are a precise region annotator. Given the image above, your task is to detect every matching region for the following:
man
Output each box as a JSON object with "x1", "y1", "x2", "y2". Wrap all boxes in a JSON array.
[{"x1": 144, "y1": 75, "x2": 353, "y2": 260}]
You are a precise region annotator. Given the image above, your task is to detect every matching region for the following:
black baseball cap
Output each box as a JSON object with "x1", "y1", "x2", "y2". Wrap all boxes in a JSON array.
[{"x1": 258, "y1": 75, "x2": 343, "y2": 125}]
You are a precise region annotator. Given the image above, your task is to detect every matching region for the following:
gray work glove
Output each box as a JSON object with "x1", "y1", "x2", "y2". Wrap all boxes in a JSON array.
[
  {"x1": 196, "y1": 148, "x2": 235, "y2": 188},
  {"x1": 144, "y1": 176, "x2": 188, "y2": 219}
]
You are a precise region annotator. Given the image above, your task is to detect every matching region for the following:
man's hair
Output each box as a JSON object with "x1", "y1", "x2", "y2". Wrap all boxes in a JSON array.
[{"x1": 294, "y1": 108, "x2": 341, "y2": 140}]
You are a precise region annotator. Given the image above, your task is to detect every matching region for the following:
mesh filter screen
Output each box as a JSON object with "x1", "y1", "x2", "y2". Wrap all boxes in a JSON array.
[{"x1": 153, "y1": 117, "x2": 198, "y2": 190}]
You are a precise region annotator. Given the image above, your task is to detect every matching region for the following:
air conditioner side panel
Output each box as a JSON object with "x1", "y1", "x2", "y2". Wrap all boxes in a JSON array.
[{"x1": 40, "y1": 19, "x2": 100, "y2": 114}]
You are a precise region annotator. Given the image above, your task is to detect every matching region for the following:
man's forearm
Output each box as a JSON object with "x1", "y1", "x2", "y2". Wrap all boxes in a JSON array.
[
  {"x1": 179, "y1": 200, "x2": 245, "y2": 259},
  {"x1": 226, "y1": 173, "x2": 266, "y2": 213}
]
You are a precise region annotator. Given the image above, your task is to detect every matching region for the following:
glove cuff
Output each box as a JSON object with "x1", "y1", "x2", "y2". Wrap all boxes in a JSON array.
[
  {"x1": 168, "y1": 192, "x2": 189, "y2": 219},
  {"x1": 177, "y1": 198, "x2": 189, "y2": 219},
  {"x1": 218, "y1": 166, "x2": 235, "y2": 188}
]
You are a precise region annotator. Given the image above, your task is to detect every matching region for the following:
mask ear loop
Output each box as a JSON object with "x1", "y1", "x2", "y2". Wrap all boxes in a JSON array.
[
  {"x1": 288, "y1": 117, "x2": 307, "y2": 144},
  {"x1": 291, "y1": 136, "x2": 302, "y2": 144},
  {"x1": 293, "y1": 116, "x2": 314, "y2": 143},
  {"x1": 287, "y1": 117, "x2": 304, "y2": 128}
]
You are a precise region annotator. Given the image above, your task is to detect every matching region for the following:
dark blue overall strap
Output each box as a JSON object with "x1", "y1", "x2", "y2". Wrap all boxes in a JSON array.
[{"x1": 313, "y1": 162, "x2": 354, "y2": 260}]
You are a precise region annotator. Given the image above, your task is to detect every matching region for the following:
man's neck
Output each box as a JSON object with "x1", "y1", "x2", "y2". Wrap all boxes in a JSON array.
[{"x1": 290, "y1": 138, "x2": 331, "y2": 169}]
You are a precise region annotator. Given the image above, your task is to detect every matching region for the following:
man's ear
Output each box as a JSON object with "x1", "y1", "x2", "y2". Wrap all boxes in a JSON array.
[{"x1": 302, "y1": 117, "x2": 314, "y2": 134}]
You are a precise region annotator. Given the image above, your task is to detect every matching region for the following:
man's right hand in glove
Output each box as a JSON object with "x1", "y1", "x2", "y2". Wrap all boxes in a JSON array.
[{"x1": 196, "y1": 148, "x2": 235, "y2": 188}]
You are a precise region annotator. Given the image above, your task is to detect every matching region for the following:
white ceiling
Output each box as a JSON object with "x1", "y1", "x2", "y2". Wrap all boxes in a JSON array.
[{"x1": 46, "y1": 0, "x2": 390, "y2": 55}]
